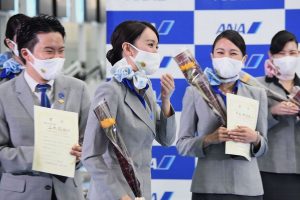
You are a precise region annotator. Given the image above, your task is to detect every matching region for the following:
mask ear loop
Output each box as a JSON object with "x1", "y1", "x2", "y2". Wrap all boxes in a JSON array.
[
  {"x1": 127, "y1": 42, "x2": 139, "y2": 51},
  {"x1": 241, "y1": 56, "x2": 246, "y2": 64},
  {"x1": 25, "y1": 48, "x2": 34, "y2": 58},
  {"x1": 24, "y1": 48, "x2": 39, "y2": 70},
  {"x1": 240, "y1": 55, "x2": 247, "y2": 69},
  {"x1": 123, "y1": 42, "x2": 139, "y2": 55},
  {"x1": 8, "y1": 40, "x2": 19, "y2": 57}
]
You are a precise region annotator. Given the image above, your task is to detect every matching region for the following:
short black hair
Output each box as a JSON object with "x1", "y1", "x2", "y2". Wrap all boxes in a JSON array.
[
  {"x1": 17, "y1": 15, "x2": 65, "y2": 63},
  {"x1": 4, "y1": 14, "x2": 31, "y2": 47},
  {"x1": 212, "y1": 30, "x2": 246, "y2": 56},
  {"x1": 106, "y1": 20, "x2": 159, "y2": 66},
  {"x1": 270, "y1": 30, "x2": 298, "y2": 54}
]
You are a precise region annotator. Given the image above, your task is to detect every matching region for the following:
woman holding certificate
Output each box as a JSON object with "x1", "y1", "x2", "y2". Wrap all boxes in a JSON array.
[
  {"x1": 257, "y1": 30, "x2": 300, "y2": 200},
  {"x1": 176, "y1": 30, "x2": 268, "y2": 200},
  {"x1": 82, "y1": 20, "x2": 176, "y2": 200}
]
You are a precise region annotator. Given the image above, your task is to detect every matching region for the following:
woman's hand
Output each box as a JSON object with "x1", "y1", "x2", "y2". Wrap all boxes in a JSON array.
[
  {"x1": 228, "y1": 126, "x2": 259, "y2": 144},
  {"x1": 264, "y1": 59, "x2": 278, "y2": 78},
  {"x1": 160, "y1": 73, "x2": 175, "y2": 117},
  {"x1": 270, "y1": 101, "x2": 299, "y2": 116},
  {"x1": 203, "y1": 126, "x2": 231, "y2": 147}
]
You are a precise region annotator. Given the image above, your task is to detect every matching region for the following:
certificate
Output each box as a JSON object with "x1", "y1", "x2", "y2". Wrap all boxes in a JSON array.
[
  {"x1": 32, "y1": 106, "x2": 78, "y2": 177},
  {"x1": 225, "y1": 93, "x2": 259, "y2": 161}
]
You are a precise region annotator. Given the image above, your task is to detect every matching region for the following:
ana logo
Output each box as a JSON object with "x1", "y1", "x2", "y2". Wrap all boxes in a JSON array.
[
  {"x1": 152, "y1": 20, "x2": 175, "y2": 35},
  {"x1": 152, "y1": 192, "x2": 174, "y2": 200},
  {"x1": 151, "y1": 155, "x2": 176, "y2": 170},
  {"x1": 216, "y1": 21, "x2": 262, "y2": 35},
  {"x1": 160, "y1": 56, "x2": 173, "y2": 68},
  {"x1": 244, "y1": 53, "x2": 265, "y2": 69}
]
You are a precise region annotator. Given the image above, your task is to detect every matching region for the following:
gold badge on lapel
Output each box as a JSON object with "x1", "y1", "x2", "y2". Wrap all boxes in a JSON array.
[
  {"x1": 58, "y1": 92, "x2": 65, "y2": 104},
  {"x1": 139, "y1": 61, "x2": 146, "y2": 67}
]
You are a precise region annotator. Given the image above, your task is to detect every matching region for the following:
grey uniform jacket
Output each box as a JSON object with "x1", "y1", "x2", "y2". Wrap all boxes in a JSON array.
[
  {"x1": 257, "y1": 76, "x2": 300, "y2": 174},
  {"x1": 176, "y1": 82, "x2": 268, "y2": 196},
  {"x1": 0, "y1": 72, "x2": 91, "y2": 200},
  {"x1": 82, "y1": 78, "x2": 176, "y2": 200}
]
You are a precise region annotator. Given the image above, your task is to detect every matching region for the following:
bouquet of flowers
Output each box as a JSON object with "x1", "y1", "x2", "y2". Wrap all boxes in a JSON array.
[
  {"x1": 239, "y1": 70, "x2": 288, "y2": 102},
  {"x1": 94, "y1": 100, "x2": 144, "y2": 199},
  {"x1": 173, "y1": 49, "x2": 226, "y2": 125},
  {"x1": 240, "y1": 70, "x2": 300, "y2": 111}
]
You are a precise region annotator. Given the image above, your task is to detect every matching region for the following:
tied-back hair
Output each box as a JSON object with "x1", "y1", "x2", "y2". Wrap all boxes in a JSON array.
[
  {"x1": 106, "y1": 20, "x2": 159, "y2": 66},
  {"x1": 4, "y1": 14, "x2": 31, "y2": 48}
]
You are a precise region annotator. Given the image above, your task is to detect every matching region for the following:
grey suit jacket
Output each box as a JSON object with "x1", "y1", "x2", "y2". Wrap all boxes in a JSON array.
[
  {"x1": 257, "y1": 76, "x2": 300, "y2": 174},
  {"x1": 0, "y1": 72, "x2": 90, "y2": 200},
  {"x1": 176, "y1": 82, "x2": 268, "y2": 196},
  {"x1": 82, "y1": 78, "x2": 176, "y2": 200}
]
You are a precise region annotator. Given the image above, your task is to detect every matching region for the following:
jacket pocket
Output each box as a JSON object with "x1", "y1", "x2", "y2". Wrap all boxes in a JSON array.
[{"x1": 0, "y1": 173, "x2": 26, "y2": 193}]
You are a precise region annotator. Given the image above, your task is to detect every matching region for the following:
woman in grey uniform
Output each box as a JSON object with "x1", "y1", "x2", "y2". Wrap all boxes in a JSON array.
[
  {"x1": 258, "y1": 30, "x2": 300, "y2": 200},
  {"x1": 176, "y1": 30, "x2": 268, "y2": 200},
  {"x1": 82, "y1": 20, "x2": 176, "y2": 200}
]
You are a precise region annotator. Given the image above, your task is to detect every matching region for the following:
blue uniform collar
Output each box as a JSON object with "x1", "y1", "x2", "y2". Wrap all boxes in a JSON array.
[{"x1": 211, "y1": 80, "x2": 240, "y2": 106}]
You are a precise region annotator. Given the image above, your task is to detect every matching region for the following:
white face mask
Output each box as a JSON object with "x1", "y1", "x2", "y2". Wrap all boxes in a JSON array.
[
  {"x1": 212, "y1": 57, "x2": 243, "y2": 80},
  {"x1": 26, "y1": 49, "x2": 65, "y2": 80},
  {"x1": 128, "y1": 43, "x2": 160, "y2": 75},
  {"x1": 9, "y1": 40, "x2": 19, "y2": 57},
  {"x1": 273, "y1": 56, "x2": 298, "y2": 80}
]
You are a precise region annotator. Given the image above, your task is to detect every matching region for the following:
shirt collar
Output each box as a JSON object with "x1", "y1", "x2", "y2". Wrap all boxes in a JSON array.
[{"x1": 24, "y1": 71, "x2": 54, "y2": 92}]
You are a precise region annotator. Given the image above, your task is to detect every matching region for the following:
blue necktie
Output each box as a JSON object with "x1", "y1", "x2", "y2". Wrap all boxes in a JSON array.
[{"x1": 36, "y1": 84, "x2": 51, "y2": 108}]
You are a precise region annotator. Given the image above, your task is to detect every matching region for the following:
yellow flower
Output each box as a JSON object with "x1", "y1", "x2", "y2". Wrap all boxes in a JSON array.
[
  {"x1": 180, "y1": 61, "x2": 196, "y2": 71},
  {"x1": 100, "y1": 118, "x2": 116, "y2": 128}
]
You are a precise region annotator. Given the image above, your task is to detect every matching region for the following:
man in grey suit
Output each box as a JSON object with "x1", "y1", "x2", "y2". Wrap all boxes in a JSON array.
[{"x1": 0, "y1": 15, "x2": 90, "y2": 200}]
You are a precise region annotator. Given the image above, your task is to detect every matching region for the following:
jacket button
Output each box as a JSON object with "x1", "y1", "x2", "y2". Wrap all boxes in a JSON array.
[{"x1": 44, "y1": 185, "x2": 52, "y2": 190}]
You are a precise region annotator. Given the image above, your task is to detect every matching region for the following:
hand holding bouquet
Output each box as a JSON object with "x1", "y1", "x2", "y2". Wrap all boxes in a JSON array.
[
  {"x1": 94, "y1": 100, "x2": 143, "y2": 198},
  {"x1": 239, "y1": 70, "x2": 288, "y2": 102},
  {"x1": 173, "y1": 49, "x2": 226, "y2": 125}
]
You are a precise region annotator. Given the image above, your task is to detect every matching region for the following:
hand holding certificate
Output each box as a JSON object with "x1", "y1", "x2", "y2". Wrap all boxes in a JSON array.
[
  {"x1": 226, "y1": 94, "x2": 259, "y2": 161},
  {"x1": 32, "y1": 106, "x2": 78, "y2": 177}
]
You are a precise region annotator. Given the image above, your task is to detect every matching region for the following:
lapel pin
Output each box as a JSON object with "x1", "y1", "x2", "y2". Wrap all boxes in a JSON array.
[{"x1": 58, "y1": 92, "x2": 65, "y2": 104}]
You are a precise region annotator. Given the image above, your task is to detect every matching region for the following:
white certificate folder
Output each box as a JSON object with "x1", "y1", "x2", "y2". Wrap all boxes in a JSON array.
[
  {"x1": 225, "y1": 93, "x2": 259, "y2": 161},
  {"x1": 33, "y1": 106, "x2": 78, "y2": 177}
]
